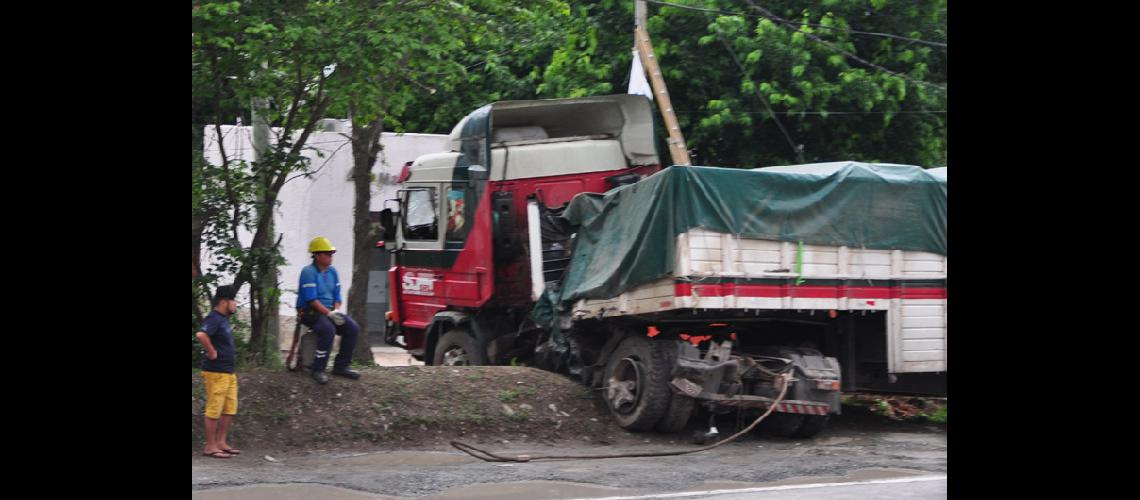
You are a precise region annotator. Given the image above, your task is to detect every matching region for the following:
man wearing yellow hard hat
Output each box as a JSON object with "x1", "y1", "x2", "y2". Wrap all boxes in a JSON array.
[{"x1": 296, "y1": 236, "x2": 361, "y2": 384}]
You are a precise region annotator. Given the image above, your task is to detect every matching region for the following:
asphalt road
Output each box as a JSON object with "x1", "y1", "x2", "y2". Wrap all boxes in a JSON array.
[{"x1": 192, "y1": 407, "x2": 946, "y2": 499}]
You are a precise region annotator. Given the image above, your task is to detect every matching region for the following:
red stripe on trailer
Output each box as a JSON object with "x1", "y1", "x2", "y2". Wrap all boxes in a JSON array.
[
  {"x1": 693, "y1": 284, "x2": 727, "y2": 297},
  {"x1": 675, "y1": 283, "x2": 692, "y2": 296},
  {"x1": 732, "y1": 285, "x2": 783, "y2": 298}
]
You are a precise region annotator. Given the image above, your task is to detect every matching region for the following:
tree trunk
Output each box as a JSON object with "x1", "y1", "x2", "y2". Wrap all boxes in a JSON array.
[
  {"x1": 348, "y1": 113, "x2": 386, "y2": 364},
  {"x1": 192, "y1": 217, "x2": 206, "y2": 326}
]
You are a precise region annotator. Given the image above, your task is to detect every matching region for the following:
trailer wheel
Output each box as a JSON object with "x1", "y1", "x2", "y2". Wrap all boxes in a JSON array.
[
  {"x1": 604, "y1": 336, "x2": 671, "y2": 431},
  {"x1": 761, "y1": 412, "x2": 805, "y2": 437},
  {"x1": 433, "y1": 329, "x2": 486, "y2": 366},
  {"x1": 655, "y1": 392, "x2": 696, "y2": 433},
  {"x1": 792, "y1": 415, "x2": 830, "y2": 438},
  {"x1": 655, "y1": 342, "x2": 695, "y2": 433}
]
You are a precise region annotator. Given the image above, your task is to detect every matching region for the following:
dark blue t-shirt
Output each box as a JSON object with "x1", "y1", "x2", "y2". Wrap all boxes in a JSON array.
[{"x1": 199, "y1": 310, "x2": 235, "y2": 373}]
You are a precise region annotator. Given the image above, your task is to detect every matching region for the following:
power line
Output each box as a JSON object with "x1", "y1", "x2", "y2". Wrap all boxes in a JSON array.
[
  {"x1": 647, "y1": 0, "x2": 946, "y2": 47},
  {"x1": 741, "y1": 0, "x2": 946, "y2": 95},
  {"x1": 642, "y1": 0, "x2": 947, "y2": 94},
  {"x1": 711, "y1": 21, "x2": 804, "y2": 162}
]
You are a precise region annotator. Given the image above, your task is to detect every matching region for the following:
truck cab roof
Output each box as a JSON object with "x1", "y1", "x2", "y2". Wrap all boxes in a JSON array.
[{"x1": 407, "y1": 95, "x2": 660, "y2": 183}]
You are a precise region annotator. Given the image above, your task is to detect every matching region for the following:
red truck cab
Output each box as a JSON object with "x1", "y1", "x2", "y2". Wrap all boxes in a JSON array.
[{"x1": 383, "y1": 95, "x2": 662, "y2": 364}]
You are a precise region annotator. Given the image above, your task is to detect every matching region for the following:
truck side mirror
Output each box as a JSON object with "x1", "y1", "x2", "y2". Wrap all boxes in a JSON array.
[
  {"x1": 468, "y1": 164, "x2": 488, "y2": 181},
  {"x1": 379, "y1": 208, "x2": 396, "y2": 241}
]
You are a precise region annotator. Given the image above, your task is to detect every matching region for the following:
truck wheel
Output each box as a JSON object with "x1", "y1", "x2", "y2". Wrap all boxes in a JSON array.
[
  {"x1": 655, "y1": 341, "x2": 695, "y2": 433},
  {"x1": 433, "y1": 329, "x2": 487, "y2": 366},
  {"x1": 604, "y1": 336, "x2": 671, "y2": 431},
  {"x1": 761, "y1": 412, "x2": 805, "y2": 437},
  {"x1": 792, "y1": 415, "x2": 830, "y2": 438},
  {"x1": 655, "y1": 392, "x2": 696, "y2": 433}
]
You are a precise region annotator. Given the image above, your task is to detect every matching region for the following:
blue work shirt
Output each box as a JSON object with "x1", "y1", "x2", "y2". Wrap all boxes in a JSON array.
[
  {"x1": 199, "y1": 310, "x2": 235, "y2": 374},
  {"x1": 296, "y1": 264, "x2": 341, "y2": 310}
]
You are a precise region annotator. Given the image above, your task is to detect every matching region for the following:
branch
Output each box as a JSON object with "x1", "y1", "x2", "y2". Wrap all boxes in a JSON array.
[{"x1": 284, "y1": 138, "x2": 351, "y2": 185}]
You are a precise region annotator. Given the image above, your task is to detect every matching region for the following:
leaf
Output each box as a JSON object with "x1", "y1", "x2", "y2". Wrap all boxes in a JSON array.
[{"x1": 791, "y1": 65, "x2": 805, "y2": 77}]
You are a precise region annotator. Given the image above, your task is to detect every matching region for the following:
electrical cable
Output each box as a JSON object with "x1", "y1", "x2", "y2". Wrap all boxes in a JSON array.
[
  {"x1": 450, "y1": 371, "x2": 792, "y2": 462},
  {"x1": 647, "y1": 0, "x2": 947, "y2": 48}
]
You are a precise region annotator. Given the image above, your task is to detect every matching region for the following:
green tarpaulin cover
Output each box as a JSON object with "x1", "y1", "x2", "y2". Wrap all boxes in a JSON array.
[{"x1": 554, "y1": 162, "x2": 946, "y2": 307}]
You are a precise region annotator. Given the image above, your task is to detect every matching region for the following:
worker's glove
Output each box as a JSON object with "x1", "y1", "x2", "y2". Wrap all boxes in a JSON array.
[{"x1": 327, "y1": 311, "x2": 346, "y2": 326}]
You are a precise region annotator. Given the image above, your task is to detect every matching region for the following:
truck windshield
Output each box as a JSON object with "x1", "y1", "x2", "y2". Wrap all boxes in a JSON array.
[{"x1": 403, "y1": 188, "x2": 438, "y2": 240}]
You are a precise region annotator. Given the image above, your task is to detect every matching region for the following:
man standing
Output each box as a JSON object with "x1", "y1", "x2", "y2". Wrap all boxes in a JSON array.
[
  {"x1": 297, "y1": 236, "x2": 362, "y2": 384},
  {"x1": 195, "y1": 285, "x2": 242, "y2": 459}
]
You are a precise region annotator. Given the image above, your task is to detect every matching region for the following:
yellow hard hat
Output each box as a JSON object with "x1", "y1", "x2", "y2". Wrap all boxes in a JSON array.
[{"x1": 308, "y1": 236, "x2": 336, "y2": 253}]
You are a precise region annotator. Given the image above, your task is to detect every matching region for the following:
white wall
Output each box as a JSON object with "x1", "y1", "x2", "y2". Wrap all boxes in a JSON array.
[{"x1": 202, "y1": 123, "x2": 449, "y2": 312}]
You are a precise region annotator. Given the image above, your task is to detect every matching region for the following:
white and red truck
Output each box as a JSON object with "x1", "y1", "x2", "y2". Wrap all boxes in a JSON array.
[{"x1": 379, "y1": 95, "x2": 946, "y2": 437}]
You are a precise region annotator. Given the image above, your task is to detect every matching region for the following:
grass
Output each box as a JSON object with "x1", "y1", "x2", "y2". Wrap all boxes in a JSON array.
[
  {"x1": 926, "y1": 405, "x2": 947, "y2": 423},
  {"x1": 499, "y1": 390, "x2": 521, "y2": 402}
]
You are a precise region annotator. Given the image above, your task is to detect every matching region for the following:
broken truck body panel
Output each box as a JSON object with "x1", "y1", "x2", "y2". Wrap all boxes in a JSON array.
[{"x1": 385, "y1": 95, "x2": 946, "y2": 438}]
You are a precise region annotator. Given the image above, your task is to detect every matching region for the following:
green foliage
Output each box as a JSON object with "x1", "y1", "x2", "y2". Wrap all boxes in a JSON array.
[
  {"x1": 533, "y1": 0, "x2": 947, "y2": 167},
  {"x1": 194, "y1": 0, "x2": 945, "y2": 365},
  {"x1": 927, "y1": 405, "x2": 947, "y2": 423}
]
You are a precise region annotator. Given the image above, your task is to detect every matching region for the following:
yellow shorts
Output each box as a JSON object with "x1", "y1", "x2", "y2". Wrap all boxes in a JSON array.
[{"x1": 201, "y1": 371, "x2": 238, "y2": 419}]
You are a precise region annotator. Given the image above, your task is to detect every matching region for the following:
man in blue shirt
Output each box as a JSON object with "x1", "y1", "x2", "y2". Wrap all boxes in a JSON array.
[
  {"x1": 296, "y1": 236, "x2": 361, "y2": 384},
  {"x1": 196, "y1": 285, "x2": 241, "y2": 458}
]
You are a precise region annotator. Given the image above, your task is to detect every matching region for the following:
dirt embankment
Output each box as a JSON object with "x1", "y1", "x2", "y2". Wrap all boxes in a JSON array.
[
  {"x1": 192, "y1": 365, "x2": 948, "y2": 455},
  {"x1": 192, "y1": 366, "x2": 635, "y2": 454}
]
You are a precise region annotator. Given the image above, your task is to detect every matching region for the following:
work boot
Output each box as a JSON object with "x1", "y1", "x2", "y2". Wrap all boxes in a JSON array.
[
  {"x1": 331, "y1": 368, "x2": 361, "y2": 380},
  {"x1": 311, "y1": 370, "x2": 329, "y2": 384}
]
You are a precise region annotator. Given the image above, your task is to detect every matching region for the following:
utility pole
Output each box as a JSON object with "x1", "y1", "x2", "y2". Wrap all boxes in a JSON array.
[
  {"x1": 634, "y1": 24, "x2": 691, "y2": 166},
  {"x1": 635, "y1": 0, "x2": 647, "y2": 33}
]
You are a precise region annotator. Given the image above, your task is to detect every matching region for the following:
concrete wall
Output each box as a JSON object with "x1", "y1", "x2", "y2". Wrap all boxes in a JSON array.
[{"x1": 202, "y1": 123, "x2": 448, "y2": 314}]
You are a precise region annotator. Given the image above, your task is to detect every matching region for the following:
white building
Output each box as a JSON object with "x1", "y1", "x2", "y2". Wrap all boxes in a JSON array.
[{"x1": 202, "y1": 121, "x2": 448, "y2": 317}]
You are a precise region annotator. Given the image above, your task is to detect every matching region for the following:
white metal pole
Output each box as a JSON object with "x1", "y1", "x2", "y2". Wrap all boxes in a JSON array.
[{"x1": 527, "y1": 200, "x2": 545, "y2": 302}]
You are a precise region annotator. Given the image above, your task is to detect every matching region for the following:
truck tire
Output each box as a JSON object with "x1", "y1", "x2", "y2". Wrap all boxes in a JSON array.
[
  {"x1": 604, "y1": 336, "x2": 671, "y2": 431},
  {"x1": 433, "y1": 328, "x2": 487, "y2": 366},
  {"x1": 761, "y1": 412, "x2": 805, "y2": 437},
  {"x1": 655, "y1": 392, "x2": 696, "y2": 433},
  {"x1": 792, "y1": 415, "x2": 830, "y2": 438},
  {"x1": 655, "y1": 341, "x2": 695, "y2": 433}
]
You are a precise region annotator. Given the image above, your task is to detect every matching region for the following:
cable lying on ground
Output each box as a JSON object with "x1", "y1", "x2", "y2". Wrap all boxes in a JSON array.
[{"x1": 450, "y1": 372, "x2": 791, "y2": 462}]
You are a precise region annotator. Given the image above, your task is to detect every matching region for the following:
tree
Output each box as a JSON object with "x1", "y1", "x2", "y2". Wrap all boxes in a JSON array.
[
  {"x1": 328, "y1": 0, "x2": 571, "y2": 363},
  {"x1": 534, "y1": 0, "x2": 947, "y2": 167},
  {"x1": 193, "y1": 0, "x2": 344, "y2": 365}
]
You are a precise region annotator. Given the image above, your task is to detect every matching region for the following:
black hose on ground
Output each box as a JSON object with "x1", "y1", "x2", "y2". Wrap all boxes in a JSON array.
[{"x1": 449, "y1": 372, "x2": 792, "y2": 462}]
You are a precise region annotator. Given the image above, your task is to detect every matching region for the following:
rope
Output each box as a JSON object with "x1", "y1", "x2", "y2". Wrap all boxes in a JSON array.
[{"x1": 450, "y1": 372, "x2": 792, "y2": 462}]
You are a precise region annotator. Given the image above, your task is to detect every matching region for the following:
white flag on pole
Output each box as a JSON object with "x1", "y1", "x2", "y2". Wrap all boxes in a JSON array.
[{"x1": 628, "y1": 50, "x2": 653, "y2": 101}]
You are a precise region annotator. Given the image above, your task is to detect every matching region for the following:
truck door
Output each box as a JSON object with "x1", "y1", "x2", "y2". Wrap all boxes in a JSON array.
[{"x1": 396, "y1": 185, "x2": 446, "y2": 330}]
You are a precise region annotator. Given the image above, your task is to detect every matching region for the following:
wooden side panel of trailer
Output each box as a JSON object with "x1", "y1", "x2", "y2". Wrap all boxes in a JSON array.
[{"x1": 571, "y1": 228, "x2": 947, "y2": 374}]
